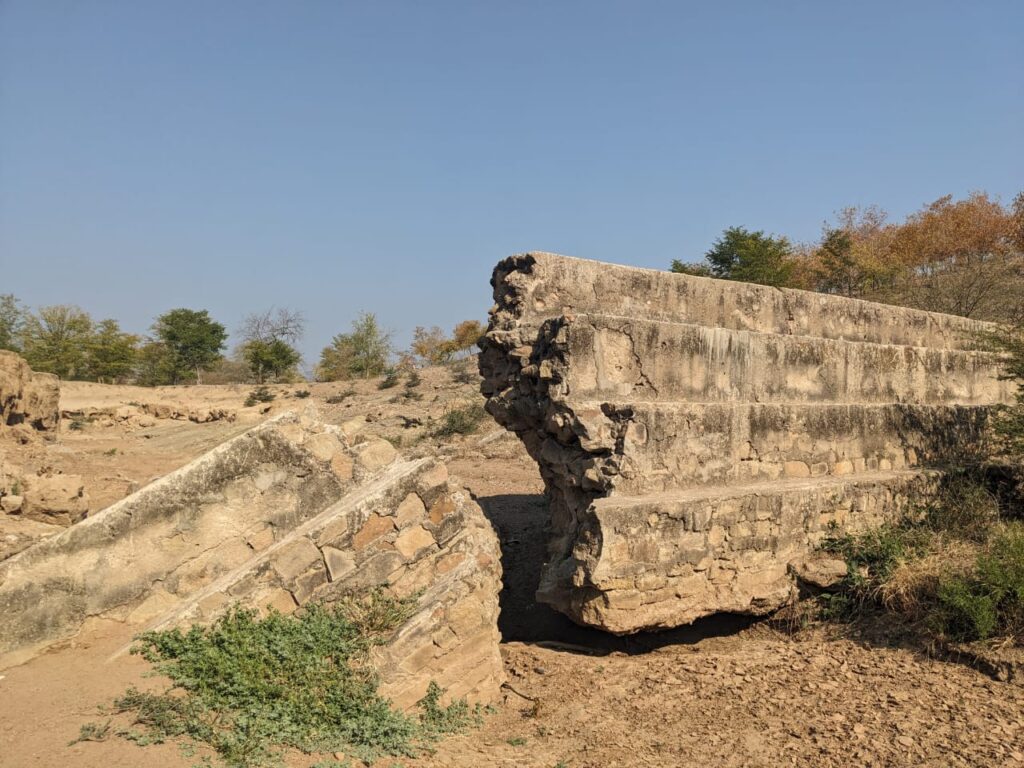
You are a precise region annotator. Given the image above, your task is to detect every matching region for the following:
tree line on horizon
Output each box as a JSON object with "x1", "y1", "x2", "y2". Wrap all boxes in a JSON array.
[
  {"x1": 0, "y1": 297, "x2": 484, "y2": 386},
  {"x1": 671, "y1": 190, "x2": 1024, "y2": 324}
]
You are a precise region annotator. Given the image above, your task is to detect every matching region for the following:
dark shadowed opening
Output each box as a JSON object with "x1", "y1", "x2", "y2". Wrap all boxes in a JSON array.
[{"x1": 475, "y1": 493, "x2": 758, "y2": 656}]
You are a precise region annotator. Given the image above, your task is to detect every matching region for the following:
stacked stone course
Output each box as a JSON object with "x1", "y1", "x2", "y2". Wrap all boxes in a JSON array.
[{"x1": 479, "y1": 252, "x2": 1014, "y2": 633}]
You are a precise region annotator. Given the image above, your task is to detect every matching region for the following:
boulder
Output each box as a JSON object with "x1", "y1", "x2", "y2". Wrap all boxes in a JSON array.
[
  {"x1": 20, "y1": 474, "x2": 88, "y2": 525},
  {"x1": 0, "y1": 351, "x2": 60, "y2": 435}
]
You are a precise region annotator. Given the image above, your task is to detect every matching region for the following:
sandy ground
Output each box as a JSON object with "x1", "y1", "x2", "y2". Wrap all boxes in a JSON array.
[{"x1": 2, "y1": 370, "x2": 1024, "y2": 767}]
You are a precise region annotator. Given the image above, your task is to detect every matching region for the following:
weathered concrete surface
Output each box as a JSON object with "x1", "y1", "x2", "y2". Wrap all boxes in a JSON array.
[
  {"x1": 479, "y1": 252, "x2": 1014, "y2": 633},
  {"x1": 139, "y1": 458, "x2": 504, "y2": 710},
  {"x1": 0, "y1": 350, "x2": 60, "y2": 434},
  {"x1": 0, "y1": 410, "x2": 349, "y2": 662},
  {"x1": 0, "y1": 409, "x2": 505, "y2": 708}
]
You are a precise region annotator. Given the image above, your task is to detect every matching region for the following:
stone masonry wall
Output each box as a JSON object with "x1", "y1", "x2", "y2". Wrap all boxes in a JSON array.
[{"x1": 479, "y1": 252, "x2": 1014, "y2": 633}]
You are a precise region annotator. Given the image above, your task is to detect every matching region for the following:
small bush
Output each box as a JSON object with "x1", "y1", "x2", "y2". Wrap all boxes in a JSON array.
[
  {"x1": 378, "y1": 368, "x2": 400, "y2": 390},
  {"x1": 922, "y1": 475, "x2": 1000, "y2": 543},
  {"x1": 817, "y1": 478, "x2": 1024, "y2": 645},
  {"x1": 326, "y1": 388, "x2": 357, "y2": 404},
  {"x1": 933, "y1": 524, "x2": 1024, "y2": 641},
  {"x1": 432, "y1": 402, "x2": 488, "y2": 438},
  {"x1": 69, "y1": 721, "x2": 112, "y2": 745},
  {"x1": 822, "y1": 522, "x2": 930, "y2": 589},
  {"x1": 244, "y1": 386, "x2": 275, "y2": 407},
  {"x1": 108, "y1": 593, "x2": 478, "y2": 767},
  {"x1": 405, "y1": 369, "x2": 422, "y2": 389},
  {"x1": 293, "y1": 390, "x2": 311, "y2": 399}
]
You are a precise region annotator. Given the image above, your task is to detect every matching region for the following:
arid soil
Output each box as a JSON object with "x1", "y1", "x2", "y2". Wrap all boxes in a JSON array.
[{"x1": 2, "y1": 367, "x2": 1023, "y2": 767}]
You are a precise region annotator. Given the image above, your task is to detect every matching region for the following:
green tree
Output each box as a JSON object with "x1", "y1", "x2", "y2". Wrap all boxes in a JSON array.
[
  {"x1": 811, "y1": 228, "x2": 880, "y2": 298},
  {"x1": 134, "y1": 341, "x2": 177, "y2": 386},
  {"x1": 86, "y1": 319, "x2": 140, "y2": 383},
  {"x1": 152, "y1": 308, "x2": 228, "y2": 384},
  {"x1": 317, "y1": 312, "x2": 392, "y2": 381},
  {"x1": 703, "y1": 226, "x2": 796, "y2": 288},
  {"x1": 450, "y1": 320, "x2": 485, "y2": 357},
  {"x1": 669, "y1": 261, "x2": 714, "y2": 277},
  {"x1": 411, "y1": 326, "x2": 453, "y2": 366},
  {"x1": 238, "y1": 307, "x2": 304, "y2": 382},
  {"x1": 21, "y1": 305, "x2": 94, "y2": 378},
  {"x1": 0, "y1": 294, "x2": 25, "y2": 352},
  {"x1": 242, "y1": 339, "x2": 302, "y2": 383}
]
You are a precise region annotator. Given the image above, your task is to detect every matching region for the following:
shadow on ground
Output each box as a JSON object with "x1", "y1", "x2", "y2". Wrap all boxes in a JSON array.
[{"x1": 476, "y1": 493, "x2": 757, "y2": 656}]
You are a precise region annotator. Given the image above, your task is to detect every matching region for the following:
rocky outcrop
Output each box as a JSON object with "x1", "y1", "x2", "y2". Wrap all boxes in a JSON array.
[
  {"x1": 0, "y1": 409, "x2": 504, "y2": 708},
  {"x1": 0, "y1": 350, "x2": 60, "y2": 435},
  {"x1": 479, "y1": 252, "x2": 1014, "y2": 633}
]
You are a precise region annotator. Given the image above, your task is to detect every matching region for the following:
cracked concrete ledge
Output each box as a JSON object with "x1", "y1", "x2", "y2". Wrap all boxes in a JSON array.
[
  {"x1": 0, "y1": 408, "x2": 505, "y2": 709},
  {"x1": 479, "y1": 252, "x2": 1014, "y2": 633}
]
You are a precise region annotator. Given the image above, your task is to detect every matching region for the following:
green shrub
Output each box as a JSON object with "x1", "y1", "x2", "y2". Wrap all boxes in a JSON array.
[
  {"x1": 934, "y1": 575, "x2": 999, "y2": 641},
  {"x1": 405, "y1": 369, "x2": 422, "y2": 389},
  {"x1": 110, "y1": 593, "x2": 478, "y2": 767},
  {"x1": 378, "y1": 368, "x2": 400, "y2": 390},
  {"x1": 244, "y1": 386, "x2": 275, "y2": 407},
  {"x1": 822, "y1": 522, "x2": 930, "y2": 588},
  {"x1": 432, "y1": 402, "x2": 488, "y2": 438},
  {"x1": 935, "y1": 525, "x2": 1024, "y2": 641},
  {"x1": 293, "y1": 390, "x2": 311, "y2": 399}
]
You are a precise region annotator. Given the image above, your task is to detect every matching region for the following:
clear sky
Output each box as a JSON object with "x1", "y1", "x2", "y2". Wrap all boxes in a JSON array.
[{"x1": 2, "y1": 1, "x2": 1022, "y2": 366}]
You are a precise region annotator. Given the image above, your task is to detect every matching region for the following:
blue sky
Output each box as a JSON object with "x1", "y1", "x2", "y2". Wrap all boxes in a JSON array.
[{"x1": 2, "y1": 1, "x2": 1022, "y2": 366}]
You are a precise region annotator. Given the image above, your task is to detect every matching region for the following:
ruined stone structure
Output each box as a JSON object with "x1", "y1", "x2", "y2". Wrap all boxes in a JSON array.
[
  {"x1": 0, "y1": 410, "x2": 503, "y2": 709},
  {"x1": 479, "y1": 252, "x2": 1015, "y2": 634},
  {"x1": 0, "y1": 350, "x2": 60, "y2": 435}
]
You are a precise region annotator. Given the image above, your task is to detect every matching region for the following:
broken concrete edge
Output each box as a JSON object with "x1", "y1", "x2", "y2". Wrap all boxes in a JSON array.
[
  {"x1": 1, "y1": 410, "x2": 303, "y2": 573},
  {"x1": 488, "y1": 252, "x2": 997, "y2": 350},
  {"x1": 0, "y1": 408, "x2": 394, "y2": 662}
]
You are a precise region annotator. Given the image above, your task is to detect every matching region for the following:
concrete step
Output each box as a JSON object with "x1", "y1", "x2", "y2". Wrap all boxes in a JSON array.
[
  {"x1": 572, "y1": 400, "x2": 990, "y2": 495},
  {"x1": 555, "y1": 312, "x2": 1010, "y2": 406},
  {"x1": 538, "y1": 469, "x2": 938, "y2": 634},
  {"x1": 497, "y1": 251, "x2": 990, "y2": 350}
]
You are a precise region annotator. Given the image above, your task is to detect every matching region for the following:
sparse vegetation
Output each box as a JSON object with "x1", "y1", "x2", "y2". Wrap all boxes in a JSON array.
[
  {"x1": 70, "y1": 720, "x2": 112, "y2": 745},
  {"x1": 432, "y1": 401, "x2": 488, "y2": 437},
  {"x1": 293, "y1": 389, "x2": 311, "y2": 399},
  {"x1": 816, "y1": 476, "x2": 1024, "y2": 644},
  {"x1": 110, "y1": 593, "x2": 479, "y2": 768},
  {"x1": 318, "y1": 312, "x2": 393, "y2": 381},
  {"x1": 410, "y1": 321, "x2": 484, "y2": 366},
  {"x1": 451, "y1": 362, "x2": 478, "y2": 386},
  {"x1": 378, "y1": 368, "x2": 400, "y2": 389},
  {"x1": 325, "y1": 388, "x2": 357, "y2": 404},
  {"x1": 985, "y1": 321, "x2": 1024, "y2": 461},
  {"x1": 244, "y1": 386, "x2": 276, "y2": 407}
]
